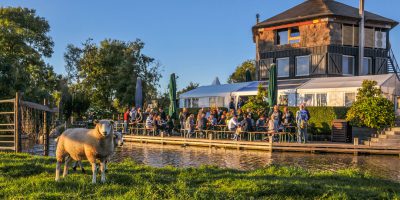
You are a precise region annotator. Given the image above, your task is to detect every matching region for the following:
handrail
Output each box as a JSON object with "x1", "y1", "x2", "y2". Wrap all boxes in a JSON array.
[{"x1": 388, "y1": 44, "x2": 400, "y2": 81}]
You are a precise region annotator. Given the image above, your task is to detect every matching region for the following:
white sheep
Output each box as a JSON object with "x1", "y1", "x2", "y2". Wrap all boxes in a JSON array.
[
  {"x1": 72, "y1": 131, "x2": 124, "y2": 173},
  {"x1": 55, "y1": 120, "x2": 115, "y2": 183}
]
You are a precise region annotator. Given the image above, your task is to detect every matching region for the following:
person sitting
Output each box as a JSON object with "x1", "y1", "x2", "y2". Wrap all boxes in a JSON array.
[
  {"x1": 240, "y1": 114, "x2": 253, "y2": 140},
  {"x1": 218, "y1": 114, "x2": 227, "y2": 126},
  {"x1": 282, "y1": 106, "x2": 294, "y2": 125},
  {"x1": 145, "y1": 113, "x2": 154, "y2": 135},
  {"x1": 208, "y1": 114, "x2": 218, "y2": 129},
  {"x1": 256, "y1": 115, "x2": 267, "y2": 131}
]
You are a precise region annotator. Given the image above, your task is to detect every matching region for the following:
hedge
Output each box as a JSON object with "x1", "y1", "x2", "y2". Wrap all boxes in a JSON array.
[{"x1": 179, "y1": 107, "x2": 349, "y2": 135}]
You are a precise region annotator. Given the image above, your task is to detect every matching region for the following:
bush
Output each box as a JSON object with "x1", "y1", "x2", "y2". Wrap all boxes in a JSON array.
[
  {"x1": 287, "y1": 106, "x2": 349, "y2": 135},
  {"x1": 346, "y1": 80, "x2": 395, "y2": 130}
]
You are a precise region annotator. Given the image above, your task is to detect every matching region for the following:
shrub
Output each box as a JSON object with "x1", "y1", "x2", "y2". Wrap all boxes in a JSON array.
[
  {"x1": 346, "y1": 80, "x2": 395, "y2": 130},
  {"x1": 287, "y1": 106, "x2": 348, "y2": 135}
]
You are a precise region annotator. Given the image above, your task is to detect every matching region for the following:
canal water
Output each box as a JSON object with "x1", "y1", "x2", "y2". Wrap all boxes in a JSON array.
[{"x1": 25, "y1": 139, "x2": 400, "y2": 182}]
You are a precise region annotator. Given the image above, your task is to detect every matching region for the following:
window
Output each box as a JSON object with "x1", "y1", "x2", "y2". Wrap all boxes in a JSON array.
[
  {"x1": 277, "y1": 27, "x2": 300, "y2": 45},
  {"x1": 279, "y1": 95, "x2": 288, "y2": 106},
  {"x1": 342, "y1": 55, "x2": 354, "y2": 75},
  {"x1": 209, "y1": 97, "x2": 225, "y2": 107},
  {"x1": 296, "y1": 56, "x2": 310, "y2": 76},
  {"x1": 277, "y1": 57, "x2": 290, "y2": 77},
  {"x1": 315, "y1": 93, "x2": 327, "y2": 106},
  {"x1": 277, "y1": 29, "x2": 288, "y2": 45},
  {"x1": 345, "y1": 93, "x2": 356, "y2": 107},
  {"x1": 360, "y1": 57, "x2": 372, "y2": 76},
  {"x1": 289, "y1": 27, "x2": 300, "y2": 44},
  {"x1": 304, "y1": 94, "x2": 314, "y2": 107},
  {"x1": 302, "y1": 93, "x2": 327, "y2": 106},
  {"x1": 191, "y1": 98, "x2": 199, "y2": 108}
]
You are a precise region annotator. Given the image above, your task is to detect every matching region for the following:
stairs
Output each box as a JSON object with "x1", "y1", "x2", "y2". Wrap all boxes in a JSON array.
[
  {"x1": 388, "y1": 46, "x2": 400, "y2": 81},
  {"x1": 364, "y1": 127, "x2": 400, "y2": 147}
]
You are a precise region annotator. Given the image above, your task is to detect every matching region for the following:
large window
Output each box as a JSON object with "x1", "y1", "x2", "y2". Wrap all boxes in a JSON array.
[
  {"x1": 277, "y1": 27, "x2": 300, "y2": 45},
  {"x1": 315, "y1": 93, "x2": 327, "y2": 106},
  {"x1": 342, "y1": 55, "x2": 354, "y2": 75},
  {"x1": 296, "y1": 56, "x2": 310, "y2": 76},
  {"x1": 277, "y1": 57, "x2": 290, "y2": 77},
  {"x1": 345, "y1": 93, "x2": 356, "y2": 107},
  {"x1": 360, "y1": 57, "x2": 372, "y2": 76},
  {"x1": 209, "y1": 97, "x2": 225, "y2": 107},
  {"x1": 302, "y1": 93, "x2": 327, "y2": 106}
]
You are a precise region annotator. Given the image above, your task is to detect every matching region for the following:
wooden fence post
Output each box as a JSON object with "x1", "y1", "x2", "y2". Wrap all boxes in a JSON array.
[
  {"x1": 353, "y1": 137, "x2": 359, "y2": 156},
  {"x1": 43, "y1": 99, "x2": 49, "y2": 156},
  {"x1": 14, "y1": 92, "x2": 20, "y2": 153}
]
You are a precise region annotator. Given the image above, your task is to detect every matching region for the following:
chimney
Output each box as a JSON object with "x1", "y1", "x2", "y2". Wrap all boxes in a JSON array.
[{"x1": 256, "y1": 13, "x2": 260, "y2": 24}]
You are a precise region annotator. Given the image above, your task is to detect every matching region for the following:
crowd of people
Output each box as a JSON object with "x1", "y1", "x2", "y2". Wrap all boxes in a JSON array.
[
  {"x1": 122, "y1": 106, "x2": 174, "y2": 136},
  {"x1": 121, "y1": 102, "x2": 311, "y2": 143}
]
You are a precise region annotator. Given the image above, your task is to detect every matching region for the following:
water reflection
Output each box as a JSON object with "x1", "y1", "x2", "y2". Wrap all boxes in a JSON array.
[{"x1": 113, "y1": 143, "x2": 400, "y2": 182}]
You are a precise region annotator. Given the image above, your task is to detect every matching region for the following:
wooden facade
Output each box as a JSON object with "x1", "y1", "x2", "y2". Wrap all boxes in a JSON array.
[{"x1": 257, "y1": 45, "x2": 389, "y2": 80}]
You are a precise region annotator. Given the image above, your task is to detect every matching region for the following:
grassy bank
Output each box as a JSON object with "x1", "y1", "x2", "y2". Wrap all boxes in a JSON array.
[{"x1": 0, "y1": 153, "x2": 399, "y2": 199}]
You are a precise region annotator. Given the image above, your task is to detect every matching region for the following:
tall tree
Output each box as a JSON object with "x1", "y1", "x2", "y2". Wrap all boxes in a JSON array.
[
  {"x1": 227, "y1": 60, "x2": 256, "y2": 83},
  {"x1": 0, "y1": 7, "x2": 57, "y2": 101},
  {"x1": 64, "y1": 39, "x2": 161, "y2": 112}
]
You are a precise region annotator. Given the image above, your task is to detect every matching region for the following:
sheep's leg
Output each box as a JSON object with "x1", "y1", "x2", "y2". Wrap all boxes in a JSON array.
[
  {"x1": 55, "y1": 160, "x2": 62, "y2": 181},
  {"x1": 91, "y1": 162, "x2": 97, "y2": 184},
  {"x1": 100, "y1": 160, "x2": 106, "y2": 183},
  {"x1": 79, "y1": 161, "x2": 86, "y2": 174},
  {"x1": 72, "y1": 161, "x2": 78, "y2": 171},
  {"x1": 63, "y1": 156, "x2": 71, "y2": 178}
]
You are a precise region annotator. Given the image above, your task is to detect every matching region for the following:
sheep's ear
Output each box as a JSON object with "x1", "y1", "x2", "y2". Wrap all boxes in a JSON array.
[{"x1": 93, "y1": 119, "x2": 99, "y2": 125}]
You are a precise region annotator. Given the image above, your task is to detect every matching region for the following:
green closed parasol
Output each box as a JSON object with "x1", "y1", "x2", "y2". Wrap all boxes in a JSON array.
[
  {"x1": 168, "y1": 73, "x2": 178, "y2": 119},
  {"x1": 268, "y1": 63, "x2": 277, "y2": 108}
]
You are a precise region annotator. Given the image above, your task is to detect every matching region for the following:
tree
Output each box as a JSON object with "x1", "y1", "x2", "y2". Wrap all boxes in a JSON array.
[
  {"x1": 64, "y1": 39, "x2": 162, "y2": 112},
  {"x1": 346, "y1": 80, "x2": 395, "y2": 130},
  {"x1": 227, "y1": 60, "x2": 255, "y2": 83},
  {"x1": 241, "y1": 84, "x2": 269, "y2": 117},
  {"x1": 177, "y1": 82, "x2": 199, "y2": 97},
  {"x1": 0, "y1": 7, "x2": 57, "y2": 101}
]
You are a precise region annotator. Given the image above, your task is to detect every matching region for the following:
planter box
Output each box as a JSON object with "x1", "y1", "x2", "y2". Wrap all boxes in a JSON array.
[{"x1": 351, "y1": 127, "x2": 377, "y2": 143}]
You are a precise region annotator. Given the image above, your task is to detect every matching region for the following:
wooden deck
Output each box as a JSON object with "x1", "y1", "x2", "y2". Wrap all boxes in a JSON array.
[{"x1": 123, "y1": 135, "x2": 400, "y2": 156}]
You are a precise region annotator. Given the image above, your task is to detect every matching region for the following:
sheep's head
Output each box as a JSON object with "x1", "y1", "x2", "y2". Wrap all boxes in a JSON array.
[
  {"x1": 113, "y1": 132, "x2": 124, "y2": 147},
  {"x1": 95, "y1": 120, "x2": 114, "y2": 137}
]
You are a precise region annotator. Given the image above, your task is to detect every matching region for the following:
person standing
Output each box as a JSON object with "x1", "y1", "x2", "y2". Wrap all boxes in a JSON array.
[
  {"x1": 229, "y1": 98, "x2": 235, "y2": 112},
  {"x1": 282, "y1": 106, "x2": 294, "y2": 125},
  {"x1": 135, "y1": 108, "x2": 143, "y2": 123},
  {"x1": 196, "y1": 113, "x2": 207, "y2": 138},
  {"x1": 123, "y1": 107, "x2": 130, "y2": 134},
  {"x1": 269, "y1": 105, "x2": 283, "y2": 133},
  {"x1": 179, "y1": 108, "x2": 189, "y2": 130},
  {"x1": 159, "y1": 108, "x2": 167, "y2": 121},
  {"x1": 129, "y1": 106, "x2": 137, "y2": 123},
  {"x1": 185, "y1": 114, "x2": 195, "y2": 138},
  {"x1": 228, "y1": 115, "x2": 239, "y2": 140},
  {"x1": 296, "y1": 104, "x2": 309, "y2": 143}
]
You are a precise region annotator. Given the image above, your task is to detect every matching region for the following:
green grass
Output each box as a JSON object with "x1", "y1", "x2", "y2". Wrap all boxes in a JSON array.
[{"x1": 0, "y1": 152, "x2": 399, "y2": 200}]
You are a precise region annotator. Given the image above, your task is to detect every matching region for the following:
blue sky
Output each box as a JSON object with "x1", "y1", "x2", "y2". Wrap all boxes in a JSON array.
[{"x1": 2, "y1": 0, "x2": 400, "y2": 93}]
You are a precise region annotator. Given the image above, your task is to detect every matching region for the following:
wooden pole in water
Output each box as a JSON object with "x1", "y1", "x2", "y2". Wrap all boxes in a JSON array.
[
  {"x1": 14, "y1": 92, "x2": 20, "y2": 153},
  {"x1": 43, "y1": 99, "x2": 49, "y2": 156}
]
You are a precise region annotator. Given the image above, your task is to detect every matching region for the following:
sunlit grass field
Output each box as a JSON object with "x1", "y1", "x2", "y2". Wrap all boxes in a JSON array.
[{"x1": 0, "y1": 152, "x2": 399, "y2": 199}]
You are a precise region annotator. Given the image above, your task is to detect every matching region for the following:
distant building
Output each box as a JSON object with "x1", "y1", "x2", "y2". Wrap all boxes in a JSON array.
[{"x1": 180, "y1": 0, "x2": 400, "y2": 111}]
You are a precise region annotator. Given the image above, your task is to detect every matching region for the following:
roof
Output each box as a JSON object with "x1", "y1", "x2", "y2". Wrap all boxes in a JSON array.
[
  {"x1": 254, "y1": 0, "x2": 398, "y2": 29},
  {"x1": 179, "y1": 82, "x2": 252, "y2": 98},
  {"x1": 235, "y1": 79, "x2": 310, "y2": 93},
  {"x1": 297, "y1": 74, "x2": 394, "y2": 90}
]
